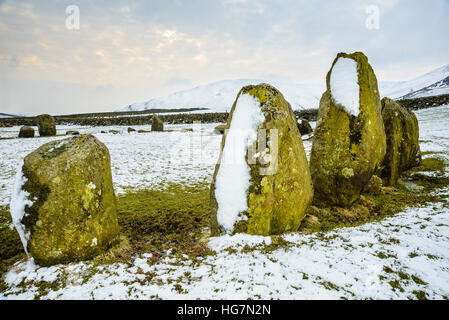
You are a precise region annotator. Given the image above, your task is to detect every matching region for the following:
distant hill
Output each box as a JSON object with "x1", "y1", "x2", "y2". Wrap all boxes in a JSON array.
[{"x1": 118, "y1": 64, "x2": 449, "y2": 113}]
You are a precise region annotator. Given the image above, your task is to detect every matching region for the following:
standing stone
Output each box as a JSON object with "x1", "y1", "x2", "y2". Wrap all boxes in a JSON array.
[
  {"x1": 310, "y1": 52, "x2": 386, "y2": 207},
  {"x1": 36, "y1": 114, "x2": 56, "y2": 136},
  {"x1": 297, "y1": 119, "x2": 313, "y2": 136},
  {"x1": 13, "y1": 134, "x2": 119, "y2": 266},
  {"x1": 151, "y1": 115, "x2": 164, "y2": 132},
  {"x1": 381, "y1": 97, "x2": 421, "y2": 185},
  {"x1": 19, "y1": 126, "x2": 35, "y2": 138},
  {"x1": 210, "y1": 83, "x2": 313, "y2": 236}
]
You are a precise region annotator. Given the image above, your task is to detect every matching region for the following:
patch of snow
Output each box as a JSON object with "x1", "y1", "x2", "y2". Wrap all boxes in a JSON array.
[
  {"x1": 208, "y1": 233, "x2": 272, "y2": 252},
  {"x1": 9, "y1": 160, "x2": 32, "y2": 256},
  {"x1": 214, "y1": 94, "x2": 265, "y2": 233},
  {"x1": 330, "y1": 57, "x2": 360, "y2": 116}
]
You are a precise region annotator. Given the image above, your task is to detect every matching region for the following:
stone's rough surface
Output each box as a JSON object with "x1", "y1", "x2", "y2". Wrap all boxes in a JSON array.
[
  {"x1": 19, "y1": 126, "x2": 35, "y2": 138},
  {"x1": 381, "y1": 97, "x2": 421, "y2": 185},
  {"x1": 210, "y1": 83, "x2": 313, "y2": 236},
  {"x1": 214, "y1": 124, "x2": 228, "y2": 134},
  {"x1": 297, "y1": 119, "x2": 313, "y2": 136},
  {"x1": 310, "y1": 52, "x2": 386, "y2": 207},
  {"x1": 363, "y1": 175, "x2": 383, "y2": 195},
  {"x1": 151, "y1": 115, "x2": 164, "y2": 132},
  {"x1": 18, "y1": 134, "x2": 119, "y2": 266},
  {"x1": 36, "y1": 114, "x2": 56, "y2": 137}
]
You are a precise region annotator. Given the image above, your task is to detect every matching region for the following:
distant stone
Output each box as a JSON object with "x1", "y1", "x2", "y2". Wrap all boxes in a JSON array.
[
  {"x1": 381, "y1": 97, "x2": 421, "y2": 185},
  {"x1": 19, "y1": 126, "x2": 35, "y2": 138},
  {"x1": 36, "y1": 114, "x2": 56, "y2": 137},
  {"x1": 66, "y1": 130, "x2": 80, "y2": 136},
  {"x1": 138, "y1": 129, "x2": 151, "y2": 133},
  {"x1": 109, "y1": 130, "x2": 120, "y2": 134},
  {"x1": 210, "y1": 83, "x2": 313, "y2": 236},
  {"x1": 151, "y1": 115, "x2": 164, "y2": 132},
  {"x1": 310, "y1": 52, "x2": 386, "y2": 207},
  {"x1": 127, "y1": 127, "x2": 136, "y2": 133},
  {"x1": 297, "y1": 119, "x2": 313, "y2": 136},
  {"x1": 214, "y1": 124, "x2": 227, "y2": 134},
  {"x1": 14, "y1": 134, "x2": 120, "y2": 266},
  {"x1": 363, "y1": 175, "x2": 383, "y2": 195}
]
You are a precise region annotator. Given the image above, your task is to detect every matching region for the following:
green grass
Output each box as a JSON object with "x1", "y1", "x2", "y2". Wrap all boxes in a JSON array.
[{"x1": 116, "y1": 182, "x2": 213, "y2": 262}]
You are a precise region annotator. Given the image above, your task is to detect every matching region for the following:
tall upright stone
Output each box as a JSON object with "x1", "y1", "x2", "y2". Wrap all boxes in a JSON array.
[
  {"x1": 151, "y1": 115, "x2": 164, "y2": 132},
  {"x1": 210, "y1": 83, "x2": 313, "y2": 236},
  {"x1": 36, "y1": 114, "x2": 56, "y2": 136},
  {"x1": 310, "y1": 52, "x2": 386, "y2": 207},
  {"x1": 381, "y1": 97, "x2": 421, "y2": 185},
  {"x1": 10, "y1": 134, "x2": 120, "y2": 266}
]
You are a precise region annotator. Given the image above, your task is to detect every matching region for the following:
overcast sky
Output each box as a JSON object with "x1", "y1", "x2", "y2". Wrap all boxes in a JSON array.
[{"x1": 0, "y1": 0, "x2": 448, "y2": 115}]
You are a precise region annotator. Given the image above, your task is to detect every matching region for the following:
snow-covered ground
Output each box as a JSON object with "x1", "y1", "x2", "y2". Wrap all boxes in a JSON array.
[{"x1": 0, "y1": 105, "x2": 448, "y2": 300}]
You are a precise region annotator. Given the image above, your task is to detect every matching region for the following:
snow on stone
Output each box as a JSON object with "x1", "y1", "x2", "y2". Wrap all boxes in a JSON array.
[
  {"x1": 214, "y1": 94, "x2": 265, "y2": 233},
  {"x1": 0, "y1": 105, "x2": 448, "y2": 299},
  {"x1": 330, "y1": 57, "x2": 360, "y2": 117},
  {"x1": 9, "y1": 160, "x2": 32, "y2": 256}
]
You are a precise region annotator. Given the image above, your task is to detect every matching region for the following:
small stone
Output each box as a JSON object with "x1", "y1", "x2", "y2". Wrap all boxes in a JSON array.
[
  {"x1": 297, "y1": 119, "x2": 313, "y2": 135},
  {"x1": 19, "y1": 126, "x2": 35, "y2": 138},
  {"x1": 363, "y1": 175, "x2": 383, "y2": 195}
]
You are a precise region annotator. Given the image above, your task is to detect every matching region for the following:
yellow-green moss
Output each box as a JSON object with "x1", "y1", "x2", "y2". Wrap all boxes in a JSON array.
[
  {"x1": 21, "y1": 135, "x2": 119, "y2": 266},
  {"x1": 381, "y1": 97, "x2": 421, "y2": 185},
  {"x1": 310, "y1": 51, "x2": 386, "y2": 207},
  {"x1": 210, "y1": 83, "x2": 313, "y2": 236}
]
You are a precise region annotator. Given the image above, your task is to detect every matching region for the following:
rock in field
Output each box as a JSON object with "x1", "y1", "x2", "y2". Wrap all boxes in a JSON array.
[
  {"x1": 310, "y1": 52, "x2": 386, "y2": 207},
  {"x1": 297, "y1": 119, "x2": 313, "y2": 136},
  {"x1": 210, "y1": 83, "x2": 313, "y2": 236},
  {"x1": 214, "y1": 124, "x2": 228, "y2": 134},
  {"x1": 381, "y1": 97, "x2": 421, "y2": 185},
  {"x1": 66, "y1": 130, "x2": 80, "y2": 136},
  {"x1": 151, "y1": 115, "x2": 164, "y2": 132},
  {"x1": 127, "y1": 127, "x2": 136, "y2": 133},
  {"x1": 11, "y1": 134, "x2": 120, "y2": 266},
  {"x1": 36, "y1": 114, "x2": 56, "y2": 136},
  {"x1": 19, "y1": 126, "x2": 35, "y2": 138}
]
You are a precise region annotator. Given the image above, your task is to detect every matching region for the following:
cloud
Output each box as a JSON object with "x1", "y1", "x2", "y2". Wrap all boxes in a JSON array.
[{"x1": 0, "y1": 0, "x2": 448, "y2": 114}]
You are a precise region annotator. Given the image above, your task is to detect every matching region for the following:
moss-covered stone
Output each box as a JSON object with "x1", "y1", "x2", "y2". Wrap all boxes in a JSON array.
[
  {"x1": 210, "y1": 83, "x2": 313, "y2": 236},
  {"x1": 151, "y1": 115, "x2": 164, "y2": 132},
  {"x1": 297, "y1": 119, "x2": 313, "y2": 136},
  {"x1": 36, "y1": 114, "x2": 56, "y2": 137},
  {"x1": 19, "y1": 126, "x2": 35, "y2": 138},
  {"x1": 380, "y1": 97, "x2": 421, "y2": 186},
  {"x1": 18, "y1": 134, "x2": 119, "y2": 266},
  {"x1": 310, "y1": 52, "x2": 386, "y2": 207}
]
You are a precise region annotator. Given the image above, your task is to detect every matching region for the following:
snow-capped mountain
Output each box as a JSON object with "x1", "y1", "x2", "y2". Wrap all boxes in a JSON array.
[
  {"x1": 379, "y1": 64, "x2": 449, "y2": 99},
  {"x1": 119, "y1": 64, "x2": 449, "y2": 113},
  {"x1": 0, "y1": 112, "x2": 31, "y2": 118},
  {"x1": 119, "y1": 79, "x2": 324, "y2": 112}
]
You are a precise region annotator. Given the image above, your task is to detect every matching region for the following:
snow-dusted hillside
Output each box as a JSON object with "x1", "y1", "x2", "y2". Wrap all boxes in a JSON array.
[
  {"x1": 119, "y1": 79, "x2": 323, "y2": 113},
  {"x1": 380, "y1": 64, "x2": 449, "y2": 99},
  {"x1": 0, "y1": 112, "x2": 31, "y2": 119},
  {"x1": 118, "y1": 64, "x2": 449, "y2": 113}
]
